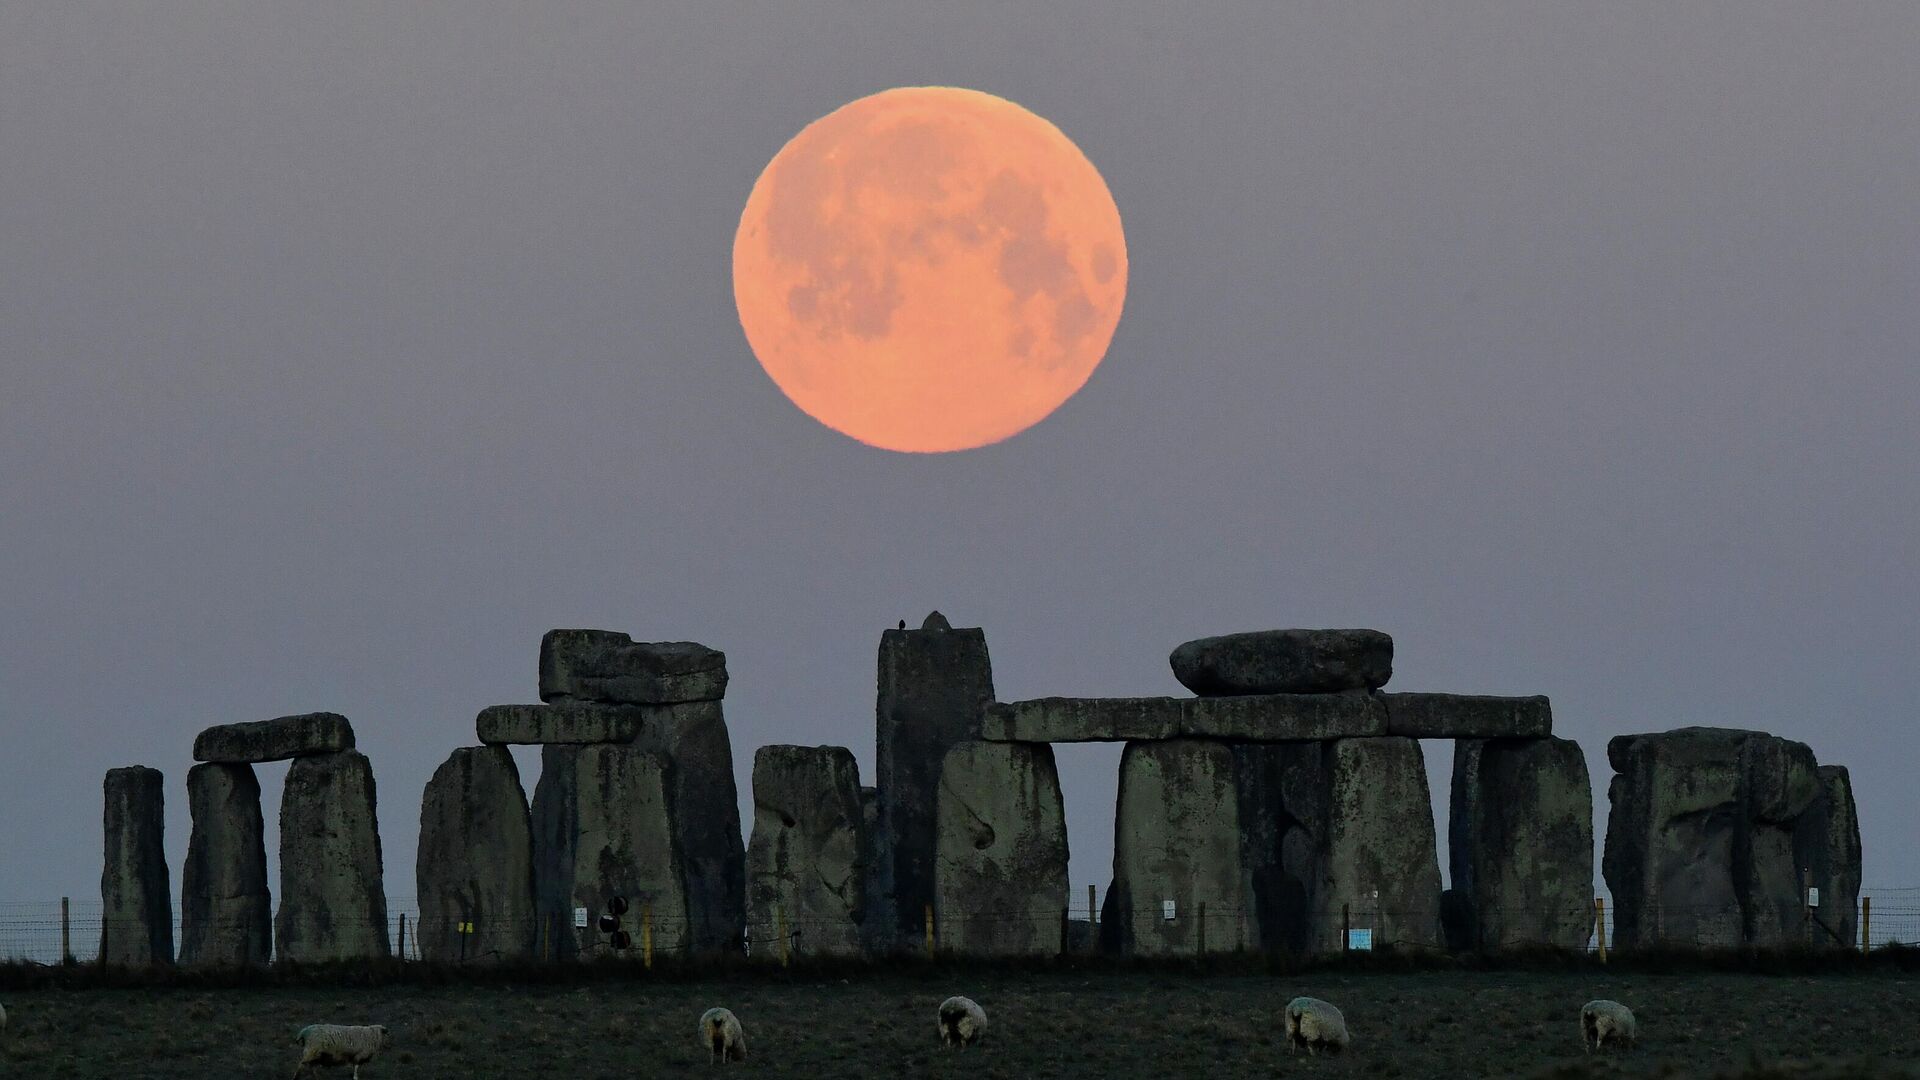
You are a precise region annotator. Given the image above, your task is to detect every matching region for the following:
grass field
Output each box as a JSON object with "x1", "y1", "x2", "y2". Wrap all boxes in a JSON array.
[{"x1": 3, "y1": 965, "x2": 1918, "y2": 1078}]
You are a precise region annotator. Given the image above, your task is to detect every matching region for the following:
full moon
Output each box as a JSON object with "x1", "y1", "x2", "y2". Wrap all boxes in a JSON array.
[{"x1": 733, "y1": 86, "x2": 1128, "y2": 453}]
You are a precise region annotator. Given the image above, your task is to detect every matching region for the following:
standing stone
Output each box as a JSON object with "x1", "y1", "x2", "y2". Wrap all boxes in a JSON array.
[
  {"x1": 192, "y1": 713, "x2": 355, "y2": 763},
  {"x1": 1230, "y1": 743, "x2": 1321, "y2": 955},
  {"x1": 1602, "y1": 728, "x2": 1818, "y2": 948},
  {"x1": 1447, "y1": 737, "x2": 1593, "y2": 951},
  {"x1": 276, "y1": 750, "x2": 389, "y2": 963},
  {"x1": 540, "y1": 630, "x2": 728, "y2": 704},
  {"x1": 531, "y1": 743, "x2": 687, "y2": 960},
  {"x1": 416, "y1": 747, "x2": 535, "y2": 963},
  {"x1": 934, "y1": 742, "x2": 1069, "y2": 957},
  {"x1": 746, "y1": 746, "x2": 868, "y2": 959},
  {"x1": 1169, "y1": 629, "x2": 1393, "y2": 696},
  {"x1": 1103, "y1": 740, "x2": 1253, "y2": 956},
  {"x1": 632, "y1": 700, "x2": 746, "y2": 955},
  {"x1": 100, "y1": 766, "x2": 173, "y2": 966},
  {"x1": 874, "y1": 612, "x2": 995, "y2": 945},
  {"x1": 179, "y1": 763, "x2": 271, "y2": 967},
  {"x1": 1794, "y1": 765, "x2": 1863, "y2": 948},
  {"x1": 1292, "y1": 738, "x2": 1444, "y2": 951}
]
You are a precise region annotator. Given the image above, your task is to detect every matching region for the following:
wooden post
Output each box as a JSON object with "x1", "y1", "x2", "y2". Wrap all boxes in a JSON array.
[
  {"x1": 924, "y1": 903, "x2": 935, "y2": 960},
  {"x1": 61, "y1": 896, "x2": 71, "y2": 965},
  {"x1": 1861, "y1": 896, "x2": 1871, "y2": 955},
  {"x1": 399, "y1": 914, "x2": 409, "y2": 961},
  {"x1": 1803, "y1": 868, "x2": 1814, "y2": 948},
  {"x1": 1089, "y1": 884, "x2": 1097, "y2": 927},
  {"x1": 1595, "y1": 898, "x2": 1607, "y2": 963},
  {"x1": 642, "y1": 902, "x2": 654, "y2": 969},
  {"x1": 1341, "y1": 902, "x2": 1350, "y2": 954},
  {"x1": 776, "y1": 905, "x2": 790, "y2": 967}
]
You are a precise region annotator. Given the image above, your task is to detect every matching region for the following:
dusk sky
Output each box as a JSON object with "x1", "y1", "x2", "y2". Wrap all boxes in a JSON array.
[{"x1": 3, "y1": 3, "x2": 1915, "y2": 912}]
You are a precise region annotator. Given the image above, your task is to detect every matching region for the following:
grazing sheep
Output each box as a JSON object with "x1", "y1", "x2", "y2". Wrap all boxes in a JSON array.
[
  {"x1": 699, "y1": 1007, "x2": 747, "y2": 1064},
  {"x1": 1284, "y1": 996, "x2": 1349, "y2": 1056},
  {"x1": 293, "y1": 1023, "x2": 391, "y2": 1079},
  {"x1": 1581, "y1": 999, "x2": 1636, "y2": 1053},
  {"x1": 938, "y1": 996, "x2": 987, "y2": 1049}
]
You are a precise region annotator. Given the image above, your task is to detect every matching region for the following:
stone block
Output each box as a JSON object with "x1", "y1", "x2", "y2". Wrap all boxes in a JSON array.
[
  {"x1": 981, "y1": 697, "x2": 1181, "y2": 742},
  {"x1": 539, "y1": 630, "x2": 727, "y2": 705},
  {"x1": 1169, "y1": 628, "x2": 1393, "y2": 695},
  {"x1": 180, "y1": 763, "x2": 271, "y2": 967},
  {"x1": 747, "y1": 745, "x2": 868, "y2": 959},
  {"x1": 934, "y1": 742, "x2": 1068, "y2": 957},
  {"x1": 631, "y1": 700, "x2": 746, "y2": 955},
  {"x1": 416, "y1": 746, "x2": 536, "y2": 963},
  {"x1": 192, "y1": 713, "x2": 355, "y2": 763},
  {"x1": 1102, "y1": 740, "x2": 1253, "y2": 956},
  {"x1": 476, "y1": 703, "x2": 642, "y2": 745},
  {"x1": 1794, "y1": 765, "x2": 1863, "y2": 948},
  {"x1": 1295, "y1": 737, "x2": 1444, "y2": 951},
  {"x1": 1382, "y1": 693, "x2": 1553, "y2": 738},
  {"x1": 100, "y1": 766, "x2": 173, "y2": 966},
  {"x1": 1448, "y1": 737, "x2": 1593, "y2": 950},
  {"x1": 276, "y1": 750, "x2": 389, "y2": 963}
]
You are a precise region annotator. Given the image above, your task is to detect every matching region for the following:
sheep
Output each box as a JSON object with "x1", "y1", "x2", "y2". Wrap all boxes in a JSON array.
[
  {"x1": 1581, "y1": 999, "x2": 1636, "y2": 1053},
  {"x1": 699, "y1": 1007, "x2": 747, "y2": 1064},
  {"x1": 1284, "y1": 996, "x2": 1349, "y2": 1056},
  {"x1": 937, "y1": 996, "x2": 987, "y2": 1049},
  {"x1": 292, "y1": 1023, "x2": 391, "y2": 1079}
]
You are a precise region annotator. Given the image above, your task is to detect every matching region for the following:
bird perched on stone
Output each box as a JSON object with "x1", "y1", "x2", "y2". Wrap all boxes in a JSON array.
[{"x1": 898, "y1": 620, "x2": 906, "y2": 630}]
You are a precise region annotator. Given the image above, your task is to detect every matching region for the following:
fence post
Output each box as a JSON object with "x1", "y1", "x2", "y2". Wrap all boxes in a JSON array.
[
  {"x1": 1595, "y1": 898, "x2": 1607, "y2": 963},
  {"x1": 1089, "y1": 884, "x2": 1097, "y2": 933},
  {"x1": 399, "y1": 914, "x2": 409, "y2": 961},
  {"x1": 924, "y1": 903, "x2": 935, "y2": 960},
  {"x1": 776, "y1": 905, "x2": 790, "y2": 967},
  {"x1": 1197, "y1": 901, "x2": 1207, "y2": 956},
  {"x1": 1861, "y1": 896, "x2": 1871, "y2": 955},
  {"x1": 1341, "y1": 902, "x2": 1350, "y2": 954},
  {"x1": 642, "y1": 902, "x2": 654, "y2": 969},
  {"x1": 61, "y1": 896, "x2": 72, "y2": 965}
]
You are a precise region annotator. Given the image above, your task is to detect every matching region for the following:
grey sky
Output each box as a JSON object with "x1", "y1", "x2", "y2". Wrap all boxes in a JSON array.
[{"x1": 2, "y1": 2, "x2": 1916, "y2": 914}]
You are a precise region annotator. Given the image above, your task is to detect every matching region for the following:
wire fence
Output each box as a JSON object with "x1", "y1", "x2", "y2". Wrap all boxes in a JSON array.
[{"x1": 6, "y1": 889, "x2": 1915, "y2": 967}]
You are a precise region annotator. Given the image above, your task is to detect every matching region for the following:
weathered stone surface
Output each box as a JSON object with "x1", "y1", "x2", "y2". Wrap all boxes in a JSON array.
[
  {"x1": 276, "y1": 750, "x2": 389, "y2": 963},
  {"x1": 531, "y1": 743, "x2": 687, "y2": 960},
  {"x1": 631, "y1": 700, "x2": 746, "y2": 955},
  {"x1": 1794, "y1": 766, "x2": 1863, "y2": 948},
  {"x1": 100, "y1": 766, "x2": 173, "y2": 966},
  {"x1": 1382, "y1": 693, "x2": 1553, "y2": 739},
  {"x1": 180, "y1": 763, "x2": 271, "y2": 967},
  {"x1": 982, "y1": 692, "x2": 1385, "y2": 744},
  {"x1": 934, "y1": 742, "x2": 1069, "y2": 957},
  {"x1": 874, "y1": 614, "x2": 995, "y2": 944},
  {"x1": 416, "y1": 747, "x2": 535, "y2": 963},
  {"x1": 747, "y1": 745, "x2": 868, "y2": 959},
  {"x1": 1102, "y1": 740, "x2": 1254, "y2": 956},
  {"x1": 540, "y1": 630, "x2": 727, "y2": 705},
  {"x1": 476, "y1": 703, "x2": 642, "y2": 745},
  {"x1": 192, "y1": 713, "x2": 354, "y2": 763},
  {"x1": 1602, "y1": 728, "x2": 1819, "y2": 948},
  {"x1": 1293, "y1": 738, "x2": 1444, "y2": 951},
  {"x1": 1230, "y1": 743, "x2": 1319, "y2": 955},
  {"x1": 1170, "y1": 629, "x2": 1393, "y2": 696},
  {"x1": 1448, "y1": 737, "x2": 1593, "y2": 950}
]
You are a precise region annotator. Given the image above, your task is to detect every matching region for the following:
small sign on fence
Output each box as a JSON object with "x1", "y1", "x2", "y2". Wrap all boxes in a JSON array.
[
  {"x1": 1808, "y1": 887, "x2": 1820, "y2": 907},
  {"x1": 1346, "y1": 928, "x2": 1373, "y2": 951},
  {"x1": 457, "y1": 921, "x2": 474, "y2": 934},
  {"x1": 1162, "y1": 899, "x2": 1177, "y2": 921},
  {"x1": 573, "y1": 906, "x2": 589, "y2": 929}
]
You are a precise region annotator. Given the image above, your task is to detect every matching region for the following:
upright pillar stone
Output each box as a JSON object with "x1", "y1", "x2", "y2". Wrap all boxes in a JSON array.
[
  {"x1": 180, "y1": 762, "x2": 271, "y2": 967},
  {"x1": 1447, "y1": 737, "x2": 1593, "y2": 951},
  {"x1": 276, "y1": 750, "x2": 389, "y2": 963},
  {"x1": 934, "y1": 741, "x2": 1069, "y2": 957},
  {"x1": 1294, "y1": 738, "x2": 1444, "y2": 951},
  {"x1": 531, "y1": 743, "x2": 688, "y2": 960},
  {"x1": 100, "y1": 766, "x2": 173, "y2": 966},
  {"x1": 1229, "y1": 743, "x2": 1320, "y2": 955},
  {"x1": 416, "y1": 746, "x2": 535, "y2": 963},
  {"x1": 1103, "y1": 739, "x2": 1252, "y2": 956},
  {"x1": 1794, "y1": 765, "x2": 1863, "y2": 948},
  {"x1": 746, "y1": 745, "x2": 868, "y2": 959},
  {"x1": 875, "y1": 612, "x2": 995, "y2": 946},
  {"x1": 633, "y1": 701, "x2": 746, "y2": 956}
]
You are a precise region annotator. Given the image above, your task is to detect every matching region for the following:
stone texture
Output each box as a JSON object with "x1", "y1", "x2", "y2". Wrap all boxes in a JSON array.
[
  {"x1": 476, "y1": 703, "x2": 642, "y2": 745},
  {"x1": 179, "y1": 763, "x2": 271, "y2": 967},
  {"x1": 416, "y1": 747, "x2": 535, "y2": 963},
  {"x1": 1102, "y1": 740, "x2": 1254, "y2": 956},
  {"x1": 1447, "y1": 737, "x2": 1593, "y2": 950},
  {"x1": 874, "y1": 613, "x2": 995, "y2": 945},
  {"x1": 100, "y1": 766, "x2": 173, "y2": 966},
  {"x1": 1229, "y1": 743, "x2": 1321, "y2": 955},
  {"x1": 630, "y1": 700, "x2": 746, "y2": 955},
  {"x1": 746, "y1": 745, "x2": 868, "y2": 959},
  {"x1": 981, "y1": 692, "x2": 1385, "y2": 744},
  {"x1": 1602, "y1": 728, "x2": 1819, "y2": 948},
  {"x1": 982, "y1": 697, "x2": 1181, "y2": 743},
  {"x1": 531, "y1": 743, "x2": 687, "y2": 960},
  {"x1": 1382, "y1": 693, "x2": 1553, "y2": 739},
  {"x1": 934, "y1": 742, "x2": 1069, "y2": 957},
  {"x1": 192, "y1": 713, "x2": 354, "y2": 764},
  {"x1": 1292, "y1": 738, "x2": 1444, "y2": 952},
  {"x1": 1169, "y1": 629, "x2": 1393, "y2": 696},
  {"x1": 276, "y1": 750, "x2": 390, "y2": 963},
  {"x1": 539, "y1": 630, "x2": 727, "y2": 705},
  {"x1": 1794, "y1": 766, "x2": 1863, "y2": 948}
]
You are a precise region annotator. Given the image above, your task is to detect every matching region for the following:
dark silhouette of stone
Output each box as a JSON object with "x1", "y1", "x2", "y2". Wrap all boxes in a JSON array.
[
  {"x1": 1102, "y1": 740, "x2": 1253, "y2": 956},
  {"x1": 1170, "y1": 629, "x2": 1392, "y2": 696},
  {"x1": 180, "y1": 762, "x2": 271, "y2": 967},
  {"x1": 1448, "y1": 737, "x2": 1593, "y2": 950},
  {"x1": 1602, "y1": 728, "x2": 1818, "y2": 948},
  {"x1": 100, "y1": 766, "x2": 172, "y2": 966},
  {"x1": 747, "y1": 745, "x2": 867, "y2": 959},
  {"x1": 983, "y1": 697, "x2": 1182, "y2": 742},
  {"x1": 531, "y1": 743, "x2": 687, "y2": 960},
  {"x1": 476, "y1": 703, "x2": 643, "y2": 745},
  {"x1": 1794, "y1": 765, "x2": 1863, "y2": 948},
  {"x1": 416, "y1": 746, "x2": 535, "y2": 963},
  {"x1": 276, "y1": 750, "x2": 389, "y2": 962},
  {"x1": 1382, "y1": 693, "x2": 1553, "y2": 738},
  {"x1": 934, "y1": 741, "x2": 1068, "y2": 957},
  {"x1": 631, "y1": 700, "x2": 746, "y2": 955},
  {"x1": 982, "y1": 692, "x2": 1386, "y2": 743},
  {"x1": 1291, "y1": 737, "x2": 1444, "y2": 951},
  {"x1": 1229, "y1": 742, "x2": 1320, "y2": 955},
  {"x1": 192, "y1": 713, "x2": 354, "y2": 763},
  {"x1": 874, "y1": 614, "x2": 994, "y2": 945},
  {"x1": 539, "y1": 630, "x2": 727, "y2": 705}
]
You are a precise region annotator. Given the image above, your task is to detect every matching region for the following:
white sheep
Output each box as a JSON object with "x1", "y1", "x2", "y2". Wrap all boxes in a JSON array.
[
  {"x1": 937, "y1": 996, "x2": 987, "y2": 1049},
  {"x1": 1284, "y1": 996, "x2": 1349, "y2": 1055},
  {"x1": 292, "y1": 1023, "x2": 391, "y2": 1079},
  {"x1": 699, "y1": 1007, "x2": 747, "y2": 1064},
  {"x1": 1581, "y1": 999, "x2": 1635, "y2": 1053}
]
